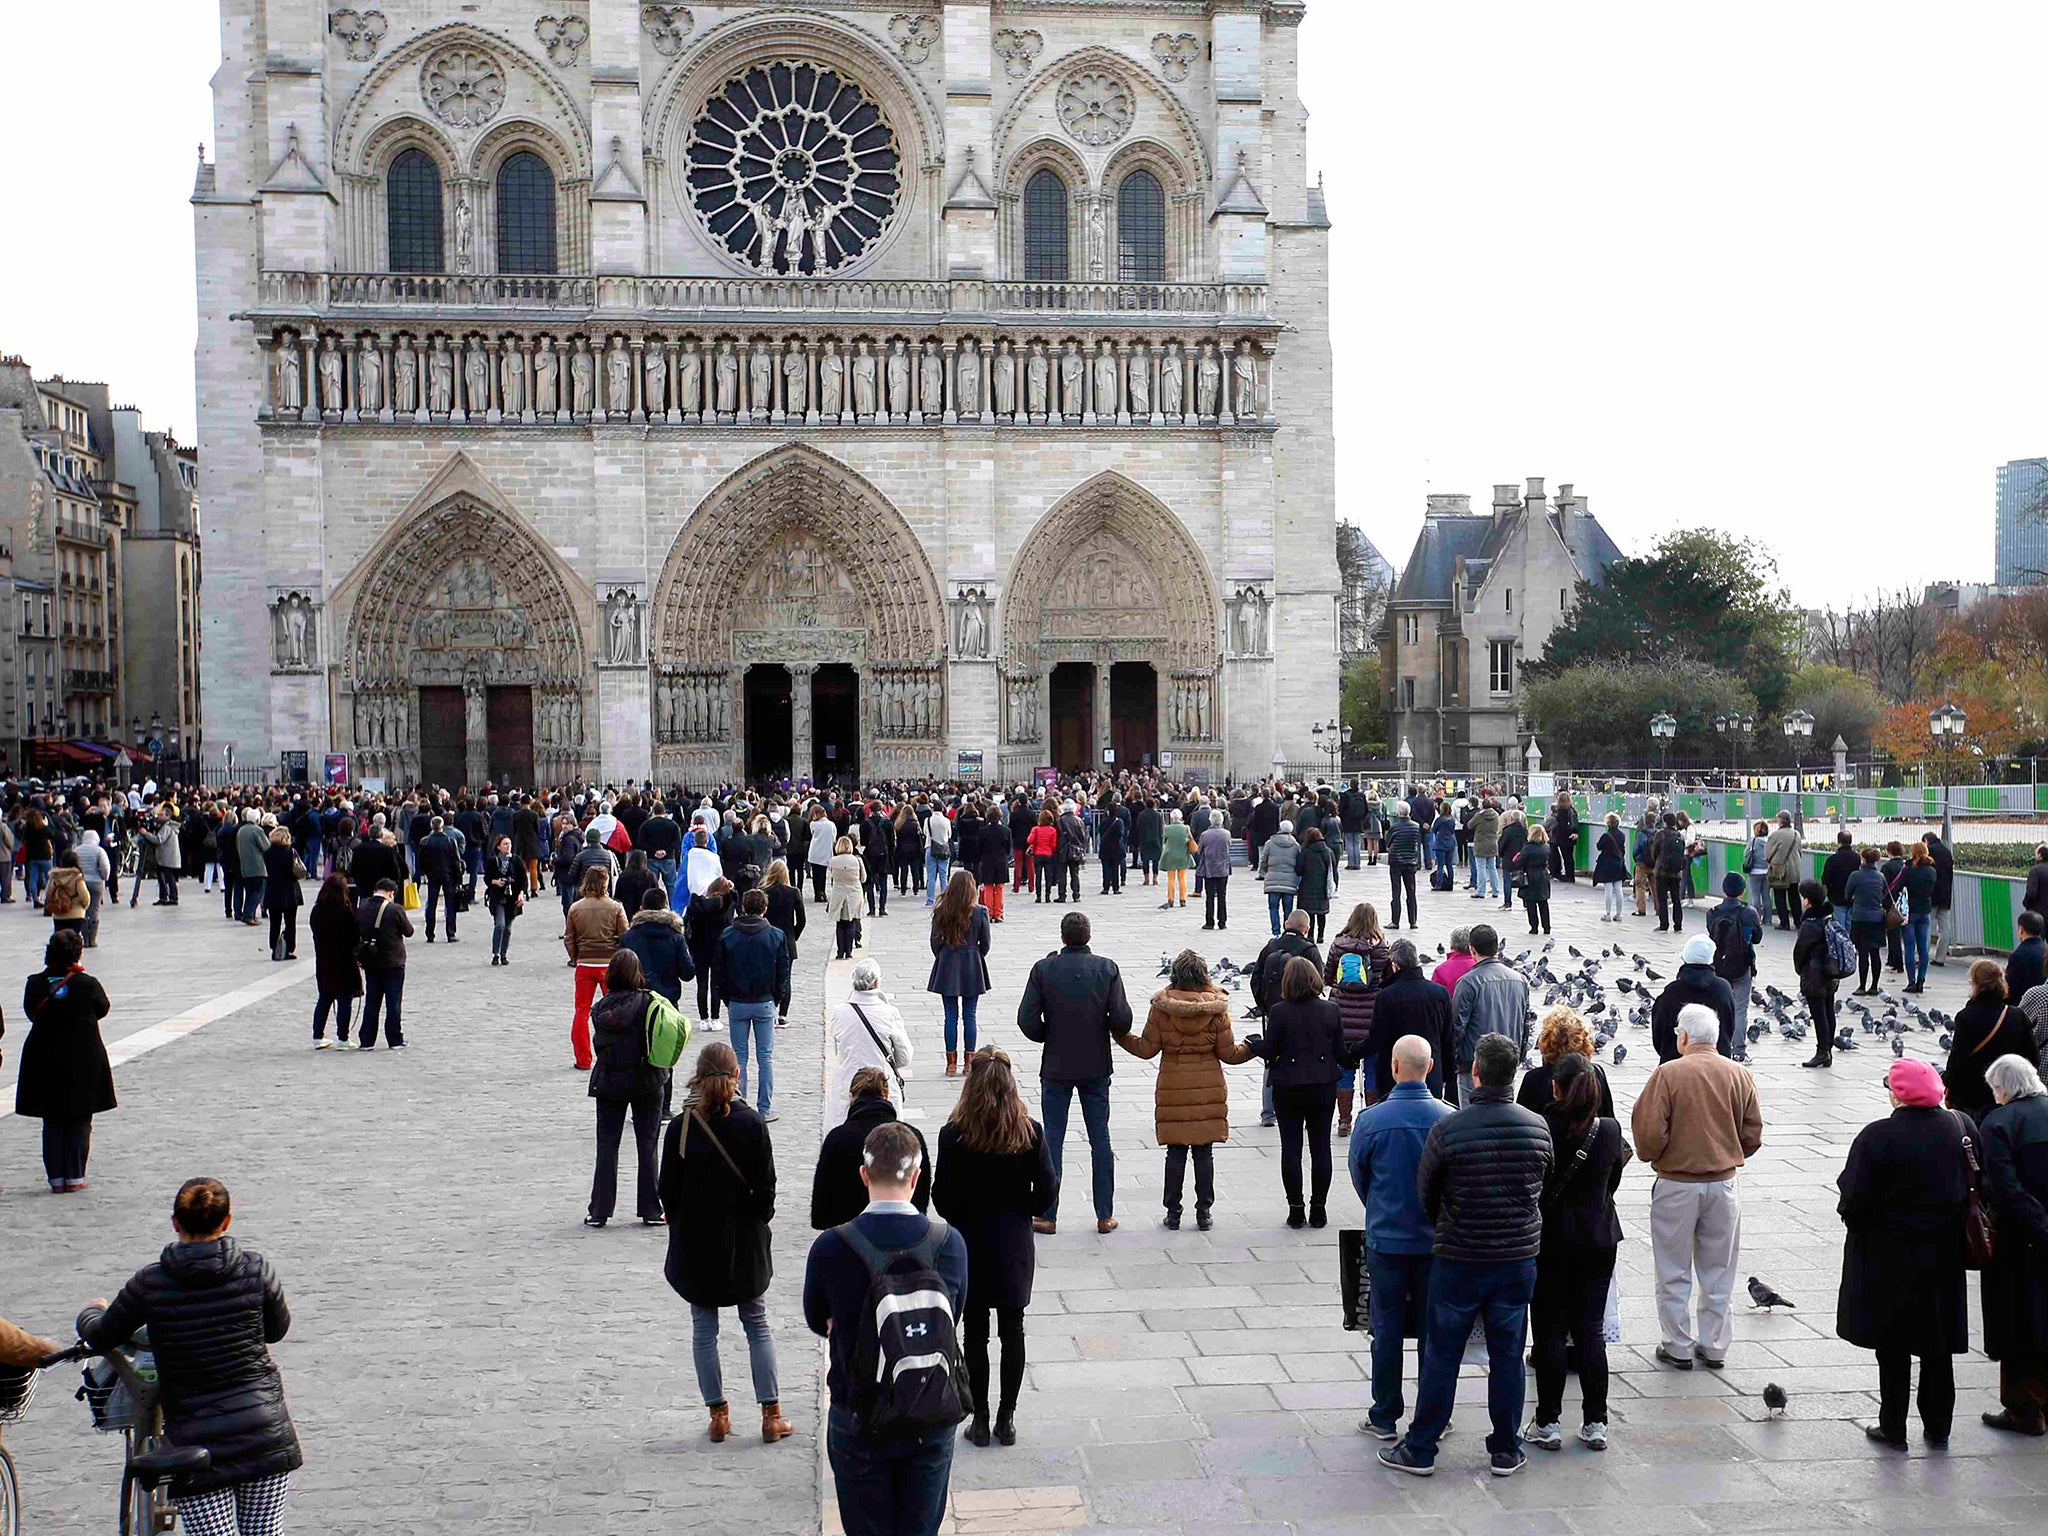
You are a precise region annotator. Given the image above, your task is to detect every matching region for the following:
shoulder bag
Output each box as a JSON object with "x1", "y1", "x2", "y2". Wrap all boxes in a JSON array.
[
  {"x1": 1951, "y1": 1107, "x2": 1997, "y2": 1270},
  {"x1": 849, "y1": 1001, "x2": 906, "y2": 1096},
  {"x1": 681, "y1": 1106, "x2": 754, "y2": 1195}
]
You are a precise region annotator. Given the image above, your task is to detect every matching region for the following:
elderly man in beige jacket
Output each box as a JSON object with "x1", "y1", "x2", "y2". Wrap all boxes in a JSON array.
[{"x1": 1631, "y1": 1004, "x2": 1764, "y2": 1370}]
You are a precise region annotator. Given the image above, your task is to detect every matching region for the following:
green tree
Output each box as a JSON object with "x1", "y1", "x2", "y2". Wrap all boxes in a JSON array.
[
  {"x1": 1530, "y1": 530, "x2": 1801, "y2": 711},
  {"x1": 1340, "y1": 652, "x2": 1386, "y2": 755},
  {"x1": 1784, "y1": 664, "x2": 1885, "y2": 756},
  {"x1": 1522, "y1": 658, "x2": 1759, "y2": 767}
]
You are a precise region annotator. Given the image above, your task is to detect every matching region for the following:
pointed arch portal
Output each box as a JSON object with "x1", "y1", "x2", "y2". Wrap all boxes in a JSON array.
[{"x1": 649, "y1": 445, "x2": 946, "y2": 783}]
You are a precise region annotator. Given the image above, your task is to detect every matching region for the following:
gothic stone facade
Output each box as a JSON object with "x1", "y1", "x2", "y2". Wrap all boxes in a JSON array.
[{"x1": 197, "y1": 0, "x2": 1336, "y2": 788}]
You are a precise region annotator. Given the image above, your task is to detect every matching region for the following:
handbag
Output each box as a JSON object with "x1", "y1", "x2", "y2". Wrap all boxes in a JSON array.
[
  {"x1": 1952, "y1": 1107, "x2": 1997, "y2": 1270},
  {"x1": 1337, "y1": 1228, "x2": 1373, "y2": 1333},
  {"x1": 356, "y1": 896, "x2": 390, "y2": 968}
]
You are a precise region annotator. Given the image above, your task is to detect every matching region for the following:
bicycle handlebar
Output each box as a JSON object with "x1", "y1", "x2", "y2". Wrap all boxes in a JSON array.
[{"x1": 35, "y1": 1342, "x2": 90, "y2": 1369}]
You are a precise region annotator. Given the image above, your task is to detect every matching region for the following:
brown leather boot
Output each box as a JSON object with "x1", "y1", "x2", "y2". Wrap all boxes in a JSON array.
[
  {"x1": 708, "y1": 1404, "x2": 731, "y2": 1442},
  {"x1": 945, "y1": 1051, "x2": 959, "y2": 1077},
  {"x1": 1336, "y1": 1089, "x2": 1355, "y2": 1138},
  {"x1": 761, "y1": 1402, "x2": 794, "y2": 1442}
]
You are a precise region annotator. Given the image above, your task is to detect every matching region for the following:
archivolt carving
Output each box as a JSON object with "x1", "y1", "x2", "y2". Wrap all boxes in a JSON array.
[
  {"x1": 1001, "y1": 471, "x2": 1219, "y2": 674},
  {"x1": 651, "y1": 444, "x2": 944, "y2": 669},
  {"x1": 995, "y1": 45, "x2": 1209, "y2": 186},
  {"x1": 344, "y1": 493, "x2": 588, "y2": 691}
]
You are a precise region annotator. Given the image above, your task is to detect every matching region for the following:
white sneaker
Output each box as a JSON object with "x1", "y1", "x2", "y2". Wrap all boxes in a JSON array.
[
  {"x1": 1522, "y1": 1420, "x2": 1562, "y2": 1451},
  {"x1": 314, "y1": 1039, "x2": 332, "y2": 1050},
  {"x1": 1577, "y1": 1421, "x2": 1607, "y2": 1451}
]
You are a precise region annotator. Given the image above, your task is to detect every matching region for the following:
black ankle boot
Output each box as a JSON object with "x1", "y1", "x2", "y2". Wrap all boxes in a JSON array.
[
  {"x1": 965, "y1": 1415, "x2": 991, "y2": 1447},
  {"x1": 1308, "y1": 1205, "x2": 1327, "y2": 1229},
  {"x1": 993, "y1": 1411, "x2": 1017, "y2": 1446},
  {"x1": 1286, "y1": 1205, "x2": 1306, "y2": 1230}
]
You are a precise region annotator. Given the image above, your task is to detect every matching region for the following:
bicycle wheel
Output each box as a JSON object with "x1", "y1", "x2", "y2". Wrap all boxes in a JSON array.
[{"x1": 0, "y1": 1442, "x2": 20, "y2": 1536}]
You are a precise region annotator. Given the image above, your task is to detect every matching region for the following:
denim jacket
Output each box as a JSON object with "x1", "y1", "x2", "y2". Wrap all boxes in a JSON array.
[{"x1": 1348, "y1": 1080, "x2": 1454, "y2": 1255}]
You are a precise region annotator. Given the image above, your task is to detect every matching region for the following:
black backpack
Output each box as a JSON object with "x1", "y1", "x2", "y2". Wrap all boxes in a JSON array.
[
  {"x1": 1708, "y1": 908, "x2": 1755, "y2": 981},
  {"x1": 835, "y1": 1218, "x2": 971, "y2": 1441}
]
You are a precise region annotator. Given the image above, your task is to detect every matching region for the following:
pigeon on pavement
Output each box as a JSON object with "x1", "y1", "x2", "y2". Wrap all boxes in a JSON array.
[{"x1": 1747, "y1": 1276, "x2": 1795, "y2": 1311}]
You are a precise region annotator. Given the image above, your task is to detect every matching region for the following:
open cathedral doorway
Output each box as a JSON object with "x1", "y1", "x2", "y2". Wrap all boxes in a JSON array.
[
  {"x1": 1049, "y1": 663, "x2": 1094, "y2": 773},
  {"x1": 487, "y1": 687, "x2": 534, "y2": 789},
  {"x1": 813, "y1": 664, "x2": 859, "y2": 784},
  {"x1": 744, "y1": 665, "x2": 793, "y2": 782},
  {"x1": 419, "y1": 688, "x2": 466, "y2": 789},
  {"x1": 1110, "y1": 662, "x2": 1158, "y2": 768}
]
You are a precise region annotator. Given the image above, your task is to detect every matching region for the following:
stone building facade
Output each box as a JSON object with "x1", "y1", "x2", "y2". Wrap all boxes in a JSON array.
[
  {"x1": 1378, "y1": 478, "x2": 1622, "y2": 776},
  {"x1": 197, "y1": 0, "x2": 1336, "y2": 788}
]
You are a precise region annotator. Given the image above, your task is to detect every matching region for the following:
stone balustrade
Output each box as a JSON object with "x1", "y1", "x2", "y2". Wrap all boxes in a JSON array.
[
  {"x1": 254, "y1": 270, "x2": 1271, "y2": 322},
  {"x1": 258, "y1": 323, "x2": 1276, "y2": 428}
]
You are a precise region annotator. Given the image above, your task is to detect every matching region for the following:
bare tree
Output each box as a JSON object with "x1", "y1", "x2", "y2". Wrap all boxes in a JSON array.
[
  {"x1": 1800, "y1": 590, "x2": 1941, "y2": 703},
  {"x1": 1336, "y1": 522, "x2": 1394, "y2": 656}
]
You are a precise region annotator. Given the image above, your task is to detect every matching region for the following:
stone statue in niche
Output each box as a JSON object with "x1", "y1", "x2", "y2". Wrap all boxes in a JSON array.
[
  {"x1": 534, "y1": 338, "x2": 558, "y2": 414},
  {"x1": 463, "y1": 342, "x2": 489, "y2": 415},
  {"x1": 317, "y1": 342, "x2": 343, "y2": 413},
  {"x1": 643, "y1": 346, "x2": 667, "y2": 415},
  {"x1": 957, "y1": 342, "x2": 980, "y2": 415},
  {"x1": 747, "y1": 345, "x2": 773, "y2": 415},
  {"x1": 1129, "y1": 345, "x2": 1151, "y2": 417},
  {"x1": 1059, "y1": 342, "x2": 1084, "y2": 416},
  {"x1": 273, "y1": 340, "x2": 302, "y2": 413},
  {"x1": 566, "y1": 341, "x2": 591, "y2": 416},
  {"x1": 714, "y1": 340, "x2": 739, "y2": 414},
  {"x1": 851, "y1": 341, "x2": 877, "y2": 416},
  {"x1": 604, "y1": 588, "x2": 643, "y2": 666},
  {"x1": 919, "y1": 342, "x2": 944, "y2": 415},
  {"x1": 453, "y1": 190, "x2": 474, "y2": 274},
  {"x1": 271, "y1": 592, "x2": 316, "y2": 671},
  {"x1": 992, "y1": 339, "x2": 1015, "y2": 416},
  {"x1": 1232, "y1": 588, "x2": 1270, "y2": 655},
  {"x1": 429, "y1": 341, "x2": 454, "y2": 414},
  {"x1": 1025, "y1": 342, "x2": 1048, "y2": 415},
  {"x1": 1092, "y1": 340, "x2": 1119, "y2": 416},
  {"x1": 606, "y1": 342, "x2": 631, "y2": 416},
  {"x1": 782, "y1": 344, "x2": 807, "y2": 413},
  {"x1": 501, "y1": 346, "x2": 524, "y2": 415},
  {"x1": 678, "y1": 343, "x2": 702, "y2": 414},
  {"x1": 357, "y1": 339, "x2": 383, "y2": 414},
  {"x1": 886, "y1": 340, "x2": 911, "y2": 416},
  {"x1": 1233, "y1": 341, "x2": 1260, "y2": 417},
  {"x1": 952, "y1": 589, "x2": 992, "y2": 658},
  {"x1": 818, "y1": 339, "x2": 843, "y2": 415},
  {"x1": 1160, "y1": 343, "x2": 1184, "y2": 418},
  {"x1": 393, "y1": 342, "x2": 417, "y2": 413},
  {"x1": 1197, "y1": 342, "x2": 1222, "y2": 417}
]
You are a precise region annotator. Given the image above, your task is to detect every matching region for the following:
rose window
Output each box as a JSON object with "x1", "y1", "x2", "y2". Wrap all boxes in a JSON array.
[
  {"x1": 685, "y1": 61, "x2": 903, "y2": 276},
  {"x1": 420, "y1": 47, "x2": 506, "y2": 129},
  {"x1": 1056, "y1": 72, "x2": 1134, "y2": 147}
]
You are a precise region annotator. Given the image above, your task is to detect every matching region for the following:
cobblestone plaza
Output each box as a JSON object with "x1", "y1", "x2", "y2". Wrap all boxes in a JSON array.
[{"x1": 9, "y1": 865, "x2": 2048, "y2": 1532}]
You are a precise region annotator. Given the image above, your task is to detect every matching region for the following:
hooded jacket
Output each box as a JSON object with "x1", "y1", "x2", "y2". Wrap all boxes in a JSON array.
[
  {"x1": 1650, "y1": 963, "x2": 1736, "y2": 1062},
  {"x1": 713, "y1": 912, "x2": 790, "y2": 1007},
  {"x1": 588, "y1": 988, "x2": 665, "y2": 1102},
  {"x1": 80, "y1": 1238, "x2": 302, "y2": 1496},
  {"x1": 616, "y1": 907, "x2": 694, "y2": 1004},
  {"x1": 1117, "y1": 987, "x2": 1255, "y2": 1144}
]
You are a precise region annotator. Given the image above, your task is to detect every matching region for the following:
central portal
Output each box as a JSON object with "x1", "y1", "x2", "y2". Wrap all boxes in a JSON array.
[
  {"x1": 813, "y1": 663, "x2": 859, "y2": 784},
  {"x1": 744, "y1": 665, "x2": 792, "y2": 782},
  {"x1": 1110, "y1": 662, "x2": 1158, "y2": 768}
]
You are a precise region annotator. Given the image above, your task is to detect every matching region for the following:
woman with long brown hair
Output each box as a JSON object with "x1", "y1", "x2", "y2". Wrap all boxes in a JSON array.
[
  {"x1": 933, "y1": 1047, "x2": 1058, "y2": 1448},
  {"x1": 658, "y1": 1040, "x2": 791, "y2": 1446},
  {"x1": 927, "y1": 869, "x2": 992, "y2": 1075}
]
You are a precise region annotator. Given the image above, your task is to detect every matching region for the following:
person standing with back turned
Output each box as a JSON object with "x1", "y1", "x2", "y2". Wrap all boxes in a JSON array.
[{"x1": 1016, "y1": 912, "x2": 1132, "y2": 1235}]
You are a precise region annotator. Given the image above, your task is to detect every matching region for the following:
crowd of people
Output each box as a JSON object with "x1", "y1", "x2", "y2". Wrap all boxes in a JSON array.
[{"x1": 7, "y1": 765, "x2": 2048, "y2": 1531}]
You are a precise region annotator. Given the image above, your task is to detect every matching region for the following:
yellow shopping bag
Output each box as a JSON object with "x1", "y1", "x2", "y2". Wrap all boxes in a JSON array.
[{"x1": 402, "y1": 880, "x2": 422, "y2": 910}]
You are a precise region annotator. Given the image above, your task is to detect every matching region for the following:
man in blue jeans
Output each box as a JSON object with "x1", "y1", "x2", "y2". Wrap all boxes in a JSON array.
[
  {"x1": 713, "y1": 888, "x2": 791, "y2": 1122},
  {"x1": 1349, "y1": 1032, "x2": 1455, "y2": 1438},
  {"x1": 804, "y1": 1121, "x2": 969, "y2": 1536},
  {"x1": 1016, "y1": 911, "x2": 1132, "y2": 1234},
  {"x1": 1380, "y1": 1032, "x2": 1552, "y2": 1478}
]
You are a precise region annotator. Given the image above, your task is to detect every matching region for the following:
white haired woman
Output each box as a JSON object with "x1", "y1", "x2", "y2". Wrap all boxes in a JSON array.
[
  {"x1": 1981, "y1": 1053, "x2": 2048, "y2": 1436},
  {"x1": 826, "y1": 959, "x2": 914, "y2": 1121}
]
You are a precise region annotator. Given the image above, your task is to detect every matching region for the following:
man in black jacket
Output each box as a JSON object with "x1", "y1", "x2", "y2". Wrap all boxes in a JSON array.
[
  {"x1": 416, "y1": 817, "x2": 462, "y2": 943},
  {"x1": 348, "y1": 816, "x2": 400, "y2": 900},
  {"x1": 1652, "y1": 813, "x2": 1690, "y2": 932},
  {"x1": 2009, "y1": 911, "x2": 2048, "y2": 1005},
  {"x1": 1368, "y1": 939, "x2": 1457, "y2": 1103},
  {"x1": 2025, "y1": 845, "x2": 2048, "y2": 925},
  {"x1": 1016, "y1": 912, "x2": 1132, "y2": 1234},
  {"x1": 1339, "y1": 782, "x2": 1369, "y2": 869},
  {"x1": 1650, "y1": 934, "x2": 1737, "y2": 1061},
  {"x1": 1380, "y1": 1033, "x2": 1552, "y2": 1479},
  {"x1": 1923, "y1": 831, "x2": 1955, "y2": 965},
  {"x1": 1821, "y1": 829, "x2": 1860, "y2": 910}
]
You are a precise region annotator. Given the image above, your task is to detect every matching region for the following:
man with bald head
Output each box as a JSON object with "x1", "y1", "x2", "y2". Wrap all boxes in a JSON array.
[{"x1": 1349, "y1": 1033, "x2": 1456, "y2": 1440}]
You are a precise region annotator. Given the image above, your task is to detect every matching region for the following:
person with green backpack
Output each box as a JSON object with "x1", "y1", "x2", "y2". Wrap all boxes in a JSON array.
[{"x1": 585, "y1": 949, "x2": 688, "y2": 1228}]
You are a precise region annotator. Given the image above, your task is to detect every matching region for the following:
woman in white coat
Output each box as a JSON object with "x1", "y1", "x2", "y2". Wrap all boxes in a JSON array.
[
  {"x1": 828, "y1": 959, "x2": 914, "y2": 1122},
  {"x1": 827, "y1": 836, "x2": 868, "y2": 958},
  {"x1": 805, "y1": 805, "x2": 837, "y2": 905}
]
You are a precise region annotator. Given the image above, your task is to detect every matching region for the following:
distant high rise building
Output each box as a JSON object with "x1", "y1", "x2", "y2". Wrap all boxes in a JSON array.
[{"x1": 1995, "y1": 458, "x2": 2048, "y2": 586}]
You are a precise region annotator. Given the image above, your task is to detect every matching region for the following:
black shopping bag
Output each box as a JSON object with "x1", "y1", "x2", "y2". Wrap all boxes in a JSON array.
[{"x1": 1338, "y1": 1229, "x2": 1372, "y2": 1334}]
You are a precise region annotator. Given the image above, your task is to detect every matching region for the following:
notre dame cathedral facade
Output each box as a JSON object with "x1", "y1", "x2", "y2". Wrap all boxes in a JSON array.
[{"x1": 196, "y1": 0, "x2": 1335, "y2": 788}]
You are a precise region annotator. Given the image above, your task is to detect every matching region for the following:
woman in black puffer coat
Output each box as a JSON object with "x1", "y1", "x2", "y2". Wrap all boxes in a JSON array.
[
  {"x1": 586, "y1": 950, "x2": 666, "y2": 1228},
  {"x1": 79, "y1": 1177, "x2": 302, "y2": 1514}
]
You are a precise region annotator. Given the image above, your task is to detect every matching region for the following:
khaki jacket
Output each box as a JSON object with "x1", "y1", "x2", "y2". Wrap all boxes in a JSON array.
[{"x1": 1630, "y1": 1039, "x2": 1764, "y2": 1182}]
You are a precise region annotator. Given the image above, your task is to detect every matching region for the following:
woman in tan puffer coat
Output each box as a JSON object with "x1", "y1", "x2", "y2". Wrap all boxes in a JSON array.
[{"x1": 1117, "y1": 950, "x2": 1255, "y2": 1230}]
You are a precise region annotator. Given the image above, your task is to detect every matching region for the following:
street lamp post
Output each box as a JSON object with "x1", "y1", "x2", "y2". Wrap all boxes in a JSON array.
[
  {"x1": 1782, "y1": 708, "x2": 1815, "y2": 835},
  {"x1": 1310, "y1": 718, "x2": 1350, "y2": 778},
  {"x1": 1649, "y1": 711, "x2": 1677, "y2": 786},
  {"x1": 1715, "y1": 712, "x2": 1754, "y2": 793},
  {"x1": 1930, "y1": 702, "x2": 1967, "y2": 846}
]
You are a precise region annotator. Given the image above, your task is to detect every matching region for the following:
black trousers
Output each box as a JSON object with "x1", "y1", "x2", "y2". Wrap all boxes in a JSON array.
[
  {"x1": 1655, "y1": 876, "x2": 1684, "y2": 929},
  {"x1": 1524, "y1": 897, "x2": 1550, "y2": 934},
  {"x1": 40, "y1": 1115, "x2": 91, "y2": 1184},
  {"x1": 1877, "y1": 1344, "x2": 1954, "y2": 1441},
  {"x1": 1034, "y1": 858, "x2": 1054, "y2": 902},
  {"x1": 425, "y1": 878, "x2": 457, "y2": 937},
  {"x1": 835, "y1": 918, "x2": 859, "y2": 959},
  {"x1": 864, "y1": 869, "x2": 889, "y2": 915},
  {"x1": 1204, "y1": 875, "x2": 1228, "y2": 928},
  {"x1": 361, "y1": 966, "x2": 405, "y2": 1046},
  {"x1": 591, "y1": 1091, "x2": 663, "y2": 1224},
  {"x1": 157, "y1": 869, "x2": 179, "y2": 904},
  {"x1": 1304, "y1": 910, "x2": 1327, "y2": 943},
  {"x1": 964, "y1": 1305, "x2": 1026, "y2": 1420},
  {"x1": 1804, "y1": 984, "x2": 1837, "y2": 1062},
  {"x1": 1532, "y1": 1246, "x2": 1615, "y2": 1425},
  {"x1": 223, "y1": 870, "x2": 240, "y2": 920},
  {"x1": 268, "y1": 905, "x2": 298, "y2": 956},
  {"x1": 1056, "y1": 860, "x2": 1080, "y2": 903},
  {"x1": 1273, "y1": 1086, "x2": 1335, "y2": 1213},
  {"x1": 1388, "y1": 864, "x2": 1418, "y2": 927},
  {"x1": 1101, "y1": 856, "x2": 1123, "y2": 894},
  {"x1": 1163, "y1": 1142, "x2": 1216, "y2": 1216},
  {"x1": 696, "y1": 968, "x2": 721, "y2": 1020},
  {"x1": 810, "y1": 864, "x2": 826, "y2": 902},
  {"x1": 1772, "y1": 884, "x2": 1797, "y2": 929}
]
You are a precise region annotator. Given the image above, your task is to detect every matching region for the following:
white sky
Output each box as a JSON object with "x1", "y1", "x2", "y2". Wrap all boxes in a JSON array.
[{"x1": 1, "y1": 2, "x2": 2037, "y2": 606}]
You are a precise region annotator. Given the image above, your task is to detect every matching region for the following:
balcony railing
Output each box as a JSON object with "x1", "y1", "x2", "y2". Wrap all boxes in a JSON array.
[
  {"x1": 255, "y1": 271, "x2": 1271, "y2": 322},
  {"x1": 65, "y1": 669, "x2": 114, "y2": 694}
]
